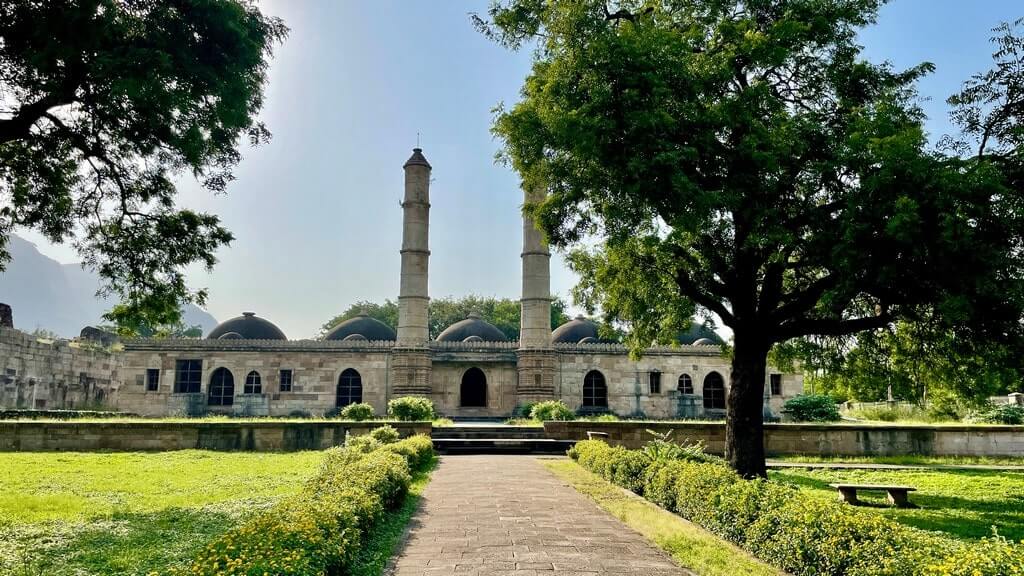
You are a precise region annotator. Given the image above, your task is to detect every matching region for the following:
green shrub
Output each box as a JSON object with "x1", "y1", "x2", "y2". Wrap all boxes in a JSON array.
[
  {"x1": 783, "y1": 394, "x2": 841, "y2": 422},
  {"x1": 174, "y1": 438, "x2": 434, "y2": 576},
  {"x1": 580, "y1": 413, "x2": 620, "y2": 422},
  {"x1": 387, "y1": 396, "x2": 435, "y2": 421},
  {"x1": 979, "y1": 403, "x2": 1024, "y2": 425},
  {"x1": 339, "y1": 402, "x2": 375, "y2": 421},
  {"x1": 642, "y1": 429, "x2": 719, "y2": 464},
  {"x1": 514, "y1": 402, "x2": 537, "y2": 418},
  {"x1": 369, "y1": 424, "x2": 400, "y2": 444},
  {"x1": 570, "y1": 439, "x2": 1024, "y2": 576},
  {"x1": 345, "y1": 434, "x2": 382, "y2": 453},
  {"x1": 530, "y1": 400, "x2": 575, "y2": 421}
]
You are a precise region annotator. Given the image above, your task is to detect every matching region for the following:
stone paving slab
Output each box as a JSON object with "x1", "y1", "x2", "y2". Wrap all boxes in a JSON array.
[{"x1": 385, "y1": 455, "x2": 695, "y2": 576}]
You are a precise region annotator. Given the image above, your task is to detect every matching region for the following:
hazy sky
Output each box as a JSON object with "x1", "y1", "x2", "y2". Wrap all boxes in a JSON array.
[{"x1": 14, "y1": 0, "x2": 1024, "y2": 338}]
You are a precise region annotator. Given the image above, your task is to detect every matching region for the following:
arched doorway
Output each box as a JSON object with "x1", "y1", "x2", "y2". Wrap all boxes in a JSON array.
[
  {"x1": 583, "y1": 370, "x2": 608, "y2": 409},
  {"x1": 337, "y1": 368, "x2": 362, "y2": 407},
  {"x1": 460, "y1": 367, "x2": 487, "y2": 407},
  {"x1": 208, "y1": 367, "x2": 234, "y2": 406},
  {"x1": 703, "y1": 371, "x2": 726, "y2": 410}
]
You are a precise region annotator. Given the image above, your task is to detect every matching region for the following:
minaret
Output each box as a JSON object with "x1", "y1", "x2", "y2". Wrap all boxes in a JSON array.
[
  {"x1": 397, "y1": 148, "x2": 431, "y2": 344},
  {"x1": 391, "y1": 148, "x2": 433, "y2": 397},
  {"x1": 516, "y1": 184, "x2": 557, "y2": 403}
]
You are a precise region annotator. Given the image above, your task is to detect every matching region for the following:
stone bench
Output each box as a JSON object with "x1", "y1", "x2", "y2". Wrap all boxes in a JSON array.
[{"x1": 829, "y1": 483, "x2": 917, "y2": 508}]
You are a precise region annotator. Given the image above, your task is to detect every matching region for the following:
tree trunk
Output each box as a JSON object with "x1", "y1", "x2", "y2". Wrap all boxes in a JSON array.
[{"x1": 726, "y1": 333, "x2": 769, "y2": 478}]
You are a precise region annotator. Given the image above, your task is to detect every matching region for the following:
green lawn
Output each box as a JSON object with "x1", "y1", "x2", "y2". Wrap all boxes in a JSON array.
[
  {"x1": 769, "y1": 467, "x2": 1024, "y2": 540},
  {"x1": 771, "y1": 454, "x2": 1024, "y2": 467},
  {"x1": 0, "y1": 450, "x2": 322, "y2": 575}
]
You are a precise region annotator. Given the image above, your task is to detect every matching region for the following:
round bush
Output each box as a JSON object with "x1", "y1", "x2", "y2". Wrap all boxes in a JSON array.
[
  {"x1": 783, "y1": 394, "x2": 841, "y2": 422},
  {"x1": 530, "y1": 400, "x2": 576, "y2": 421},
  {"x1": 339, "y1": 402, "x2": 375, "y2": 421},
  {"x1": 387, "y1": 396, "x2": 436, "y2": 421},
  {"x1": 369, "y1": 424, "x2": 400, "y2": 444}
]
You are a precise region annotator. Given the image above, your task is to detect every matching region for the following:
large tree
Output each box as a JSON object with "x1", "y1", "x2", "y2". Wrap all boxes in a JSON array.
[
  {"x1": 0, "y1": 0, "x2": 287, "y2": 328},
  {"x1": 478, "y1": 1, "x2": 1024, "y2": 477},
  {"x1": 322, "y1": 295, "x2": 573, "y2": 341}
]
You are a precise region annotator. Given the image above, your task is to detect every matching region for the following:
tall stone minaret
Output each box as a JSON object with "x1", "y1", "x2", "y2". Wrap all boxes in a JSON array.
[
  {"x1": 516, "y1": 184, "x2": 557, "y2": 403},
  {"x1": 391, "y1": 148, "x2": 433, "y2": 397},
  {"x1": 397, "y1": 148, "x2": 431, "y2": 344}
]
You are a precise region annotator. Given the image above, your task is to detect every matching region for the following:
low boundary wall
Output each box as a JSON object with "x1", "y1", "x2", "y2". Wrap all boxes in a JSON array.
[
  {"x1": 0, "y1": 421, "x2": 431, "y2": 452},
  {"x1": 544, "y1": 421, "x2": 1024, "y2": 457}
]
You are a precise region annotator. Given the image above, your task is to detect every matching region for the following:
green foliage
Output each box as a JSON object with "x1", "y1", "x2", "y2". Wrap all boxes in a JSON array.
[
  {"x1": 369, "y1": 424, "x2": 400, "y2": 444},
  {"x1": 783, "y1": 394, "x2": 841, "y2": 422},
  {"x1": 569, "y1": 440, "x2": 1024, "y2": 576},
  {"x1": 977, "y1": 403, "x2": 1024, "y2": 425},
  {"x1": 321, "y1": 295, "x2": 572, "y2": 340},
  {"x1": 345, "y1": 434, "x2": 383, "y2": 453},
  {"x1": 642, "y1": 430, "x2": 716, "y2": 464},
  {"x1": 514, "y1": 402, "x2": 537, "y2": 418},
  {"x1": 174, "y1": 436, "x2": 433, "y2": 576},
  {"x1": 480, "y1": 0, "x2": 1024, "y2": 477},
  {"x1": 339, "y1": 403, "x2": 376, "y2": 421},
  {"x1": 386, "y1": 396, "x2": 435, "y2": 422},
  {"x1": 0, "y1": 0, "x2": 288, "y2": 328},
  {"x1": 530, "y1": 400, "x2": 575, "y2": 421}
]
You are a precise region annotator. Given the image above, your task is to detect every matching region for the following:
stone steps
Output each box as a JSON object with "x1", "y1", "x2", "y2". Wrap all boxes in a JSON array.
[{"x1": 431, "y1": 424, "x2": 573, "y2": 454}]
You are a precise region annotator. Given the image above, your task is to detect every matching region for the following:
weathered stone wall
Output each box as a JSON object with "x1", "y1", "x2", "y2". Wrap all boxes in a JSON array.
[
  {"x1": 0, "y1": 326, "x2": 120, "y2": 410},
  {"x1": 430, "y1": 360, "x2": 519, "y2": 417},
  {"x1": 544, "y1": 421, "x2": 1024, "y2": 457},
  {"x1": 118, "y1": 346, "x2": 392, "y2": 417},
  {"x1": 553, "y1": 346, "x2": 802, "y2": 419},
  {"x1": 0, "y1": 420, "x2": 431, "y2": 452}
]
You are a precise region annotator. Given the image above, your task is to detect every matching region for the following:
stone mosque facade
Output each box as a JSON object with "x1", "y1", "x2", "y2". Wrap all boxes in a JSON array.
[{"x1": 2, "y1": 149, "x2": 801, "y2": 418}]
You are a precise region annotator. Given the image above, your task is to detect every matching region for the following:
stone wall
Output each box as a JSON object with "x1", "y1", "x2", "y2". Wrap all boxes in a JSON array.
[
  {"x1": 118, "y1": 346, "x2": 391, "y2": 417},
  {"x1": 544, "y1": 421, "x2": 1024, "y2": 457},
  {"x1": 553, "y1": 346, "x2": 802, "y2": 419},
  {"x1": 0, "y1": 420, "x2": 431, "y2": 452},
  {"x1": 0, "y1": 326, "x2": 120, "y2": 410}
]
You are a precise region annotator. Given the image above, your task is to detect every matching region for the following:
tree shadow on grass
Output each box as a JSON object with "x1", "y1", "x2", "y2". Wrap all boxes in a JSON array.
[{"x1": 4, "y1": 506, "x2": 240, "y2": 576}]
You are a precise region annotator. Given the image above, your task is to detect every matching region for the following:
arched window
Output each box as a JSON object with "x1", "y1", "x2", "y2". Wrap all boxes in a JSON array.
[
  {"x1": 336, "y1": 368, "x2": 362, "y2": 407},
  {"x1": 678, "y1": 373, "x2": 694, "y2": 395},
  {"x1": 703, "y1": 372, "x2": 726, "y2": 410},
  {"x1": 460, "y1": 367, "x2": 487, "y2": 407},
  {"x1": 244, "y1": 370, "x2": 262, "y2": 394},
  {"x1": 208, "y1": 367, "x2": 234, "y2": 406},
  {"x1": 583, "y1": 370, "x2": 608, "y2": 408}
]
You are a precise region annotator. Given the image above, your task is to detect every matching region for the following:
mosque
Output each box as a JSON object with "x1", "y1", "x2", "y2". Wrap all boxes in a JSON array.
[{"x1": 109, "y1": 148, "x2": 800, "y2": 418}]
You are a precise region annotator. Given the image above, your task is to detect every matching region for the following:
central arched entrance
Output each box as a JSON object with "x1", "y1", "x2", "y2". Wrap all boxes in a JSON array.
[{"x1": 460, "y1": 367, "x2": 487, "y2": 407}]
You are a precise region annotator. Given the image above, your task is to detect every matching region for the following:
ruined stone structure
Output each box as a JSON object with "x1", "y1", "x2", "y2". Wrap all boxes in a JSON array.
[{"x1": 2, "y1": 148, "x2": 802, "y2": 417}]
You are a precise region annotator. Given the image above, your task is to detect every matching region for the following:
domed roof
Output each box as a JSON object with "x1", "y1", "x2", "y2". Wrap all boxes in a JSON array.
[
  {"x1": 218, "y1": 331, "x2": 243, "y2": 340},
  {"x1": 436, "y1": 312, "x2": 508, "y2": 342},
  {"x1": 692, "y1": 337, "x2": 718, "y2": 346},
  {"x1": 324, "y1": 312, "x2": 397, "y2": 341},
  {"x1": 552, "y1": 316, "x2": 616, "y2": 344},
  {"x1": 676, "y1": 322, "x2": 724, "y2": 345},
  {"x1": 207, "y1": 312, "x2": 287, "y2": 340}
]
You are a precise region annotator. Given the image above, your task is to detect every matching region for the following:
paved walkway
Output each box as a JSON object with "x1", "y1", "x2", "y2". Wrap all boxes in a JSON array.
[{"x1": 386, "y1": 455, "x2": 693, "y2": 576}]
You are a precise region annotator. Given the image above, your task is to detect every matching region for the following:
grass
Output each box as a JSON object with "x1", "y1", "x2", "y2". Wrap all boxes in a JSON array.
[
  {"x1": 543, "y1": 459, "x2": 783, "y2": 576},
  {"x1": 0, "y1": 450, "x2": 322, "y2": 575},
  {"x1": 349, "y1": 456, "x2": 438, "y2": 576},
  {"x1": 769, "y1": 467, "x2": 1024, "y2": 540},
  {"x1": 771, "y1": 454, "x2": 1024, "y2": 467}
]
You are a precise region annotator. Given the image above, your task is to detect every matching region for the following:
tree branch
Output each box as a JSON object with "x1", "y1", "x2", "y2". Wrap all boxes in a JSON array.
[
  {"x1": 776, "y1": 311, "x2": 892, "y2": 342},
  {"x1": 675, "y1": 268, "x2": 736, "y2": 326}
]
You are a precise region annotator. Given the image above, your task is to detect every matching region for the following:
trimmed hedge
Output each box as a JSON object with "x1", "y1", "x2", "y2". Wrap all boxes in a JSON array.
[
  {"x1": 530, "y1": 400, "x2": 575, "y2": 421},
  {"x1": 387, "y1": 396, "x2": 435, "y2": 421},
  {"x1": 338, "y1": 402, "x2": 375, "y2": 421},
  {"x1": 171, "y1": 435, "x2": 434, "y2": 575},
  {"x1": 568, "y1": 440, "x2": 1023, "y2": 576}
]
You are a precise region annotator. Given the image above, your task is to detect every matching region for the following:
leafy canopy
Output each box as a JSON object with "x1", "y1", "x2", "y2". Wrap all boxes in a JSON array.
[
  {"x1": 480, "y1": 0, "x2": 1024, "y2": 355},
  {"x1": 322, "y1": 295, "x2": 572, "y2": 340},
  {"x1": 0, "y1": 0, "x2": 288, "y2": 328}
]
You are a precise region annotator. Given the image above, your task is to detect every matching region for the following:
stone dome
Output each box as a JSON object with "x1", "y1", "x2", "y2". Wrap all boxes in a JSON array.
[
  {"x1": 218, "y1": 332, "x2": 243, "y2": 340},
  {"x1": 207, "y1": 312, "x2": 287, "y2": 340},
  {"x1": 676, "y1": 322, "x2": 724, "y2": 346},
  {"x1": 436, "y1": 312, "x2": 508, "y2": 342},
  {"x1": 324, "y1": 312, "x2": 397, "y2": 341},
  {"x1": 692, "y1": 337, "x2": 718, "y2": 346},
  {"x1": 552, "y1": 315, "x2": 614, "y2": 344}
]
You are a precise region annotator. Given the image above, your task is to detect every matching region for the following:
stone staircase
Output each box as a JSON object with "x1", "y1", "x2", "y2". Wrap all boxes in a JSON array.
[{"x1": 431, "y1": 424, "x2": 576, "y2": 455}]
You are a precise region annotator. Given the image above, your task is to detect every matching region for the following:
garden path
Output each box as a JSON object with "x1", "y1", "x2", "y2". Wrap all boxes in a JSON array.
[{"x1": 386, "y1": 455, "x2": 695, "y2": 576}]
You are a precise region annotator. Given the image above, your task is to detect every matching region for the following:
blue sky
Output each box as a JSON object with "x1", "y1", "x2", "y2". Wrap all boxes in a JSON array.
[{"x1": 17, "y1": 0, "x2": 1024, "y2": 338}]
